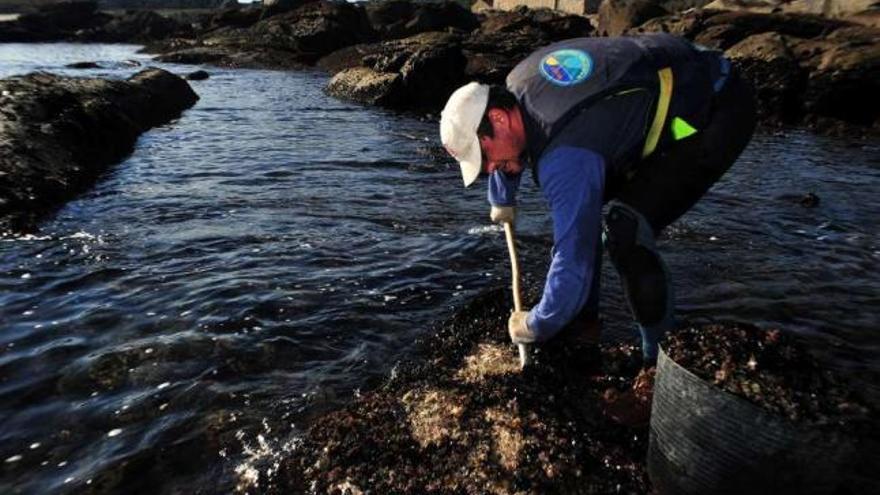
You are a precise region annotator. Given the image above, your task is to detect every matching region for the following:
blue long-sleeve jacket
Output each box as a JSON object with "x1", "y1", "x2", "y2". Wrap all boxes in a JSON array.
[{"x1": 488, "y1": 147, "x2": 605, "y2": 341}]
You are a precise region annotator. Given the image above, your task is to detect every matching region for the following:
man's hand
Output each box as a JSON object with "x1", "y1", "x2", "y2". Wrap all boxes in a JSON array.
[
  {"x1": 508, "y1": 310, "x2": 536, "y2": 344},
  {"x1": 490, "y1": 205, "x2": 515, "y2": 224}
]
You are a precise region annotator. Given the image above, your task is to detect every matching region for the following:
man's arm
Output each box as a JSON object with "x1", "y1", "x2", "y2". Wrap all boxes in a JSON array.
[{"x1": 525, "y1": 146, "x2": 605, "y2": 341}]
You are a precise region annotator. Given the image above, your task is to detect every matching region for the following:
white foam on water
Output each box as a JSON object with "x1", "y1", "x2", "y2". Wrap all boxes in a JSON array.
[
  {"x1": 5, "y1": 455, "x2": 22, "y2": 463},
  {"x1": 107, "y1": 429, "x2": 122, "y2": 438},
  {"x1": 232, "y1": 422, "x2": 303, "y2": 493},
  {"x1": 1, "y1": 234, "x2": 52, "y2": 242},
  {"x1": 157, "y1": 382, "x2": 170, "y2": 390},
  {"x1": 65, "y1": 231, "x2": 96, "y2": 240},
  {"x1": 467, "y1": 224, "x2": 503, "y2": 235}
]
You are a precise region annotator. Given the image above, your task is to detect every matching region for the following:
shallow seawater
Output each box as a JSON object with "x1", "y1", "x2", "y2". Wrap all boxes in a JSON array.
[{"x1": 0, "y1": 44, "x2": 877, "y2": 493}]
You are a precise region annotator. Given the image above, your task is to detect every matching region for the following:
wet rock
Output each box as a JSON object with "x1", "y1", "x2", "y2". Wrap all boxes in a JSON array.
[
  {"x1": 364, "y1": 0, "x2": 479, "y2": 40},
  {"x1": 706, "y1": 0, "x2": 879, "y2": 19},
  {"x1": 628, "y1": 8, "x2": 880, "y2": 133},
  {"x1": 0, "y1": 69, "x2": 199, "y2": 233},
  {"x1": 0, "y1": 2, "x2": 187, "y2": 43},
  {"x1": 463, "y1": 7, "x2": 594, "y2": 85},
  {"x1": 799, "y1": 191, "x2": 820, "y2": 207},
  {"x1": 186, "y1": 70, "x2": 210, "y2": 81},
  {"x1": 275, "y1": 287, "x2": 653, "y2": 493},
  {"x1": 207, "y1": 5, "x2": 265, "y2": 30},
  {"x1": 597, "y1": 0, "x2": 672, "y2": 36},
  {"x1": 325, "y1": 32, "x2": 467, "y2": 111},
  {"x1": 325, "y1": 67, "x2": 401, "y2": 106},
  {"x1": 87, "y1": 10, "x2": 187, "y2": 43},
  {"x1": 0, "y1": 1, "x2": 109, "y2": 42},
  {"x1": 151, "y1": 0, "x2": 374, "y2": 69},
  {"x1": 66, "y1": 61, "x2": 101, "y2": 69},
  {"x1": 725, "y1": 32, "x2": 806, "y2": 123}
]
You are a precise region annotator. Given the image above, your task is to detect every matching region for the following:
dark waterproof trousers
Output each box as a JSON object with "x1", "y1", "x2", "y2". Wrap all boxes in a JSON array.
[{"x1": 563, "y1": 67, "x2": 757, "y2": 362}]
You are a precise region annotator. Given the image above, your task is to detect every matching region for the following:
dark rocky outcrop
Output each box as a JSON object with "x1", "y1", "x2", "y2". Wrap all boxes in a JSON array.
[
  {"x1": 12, "y1": 0, "x2": 869, "y2": 133},
  {"x1": 186, "y1": 69, "x2": 210, "y2": 80},
  {"x1": 0, "y1": 1, "x2": 193, "y2": 43},
  {"x1": 150, "y1": 0, "x2": 375, "y2": 69},
  {"x1": 629, "y1": 8, "x2": 880, "y2": 132},
  {"x1": 0, "y1": 69, "x2": 199, "y2": 233},
  {"x1": 325, "y1": 31, "x2": 468, "y2": 111},
  {"x1": 320, "y1": 7, "x2": 593, "y2": 111},
  {"x1": 275, "y1": 287, "x2": 653, "y2": 494},
  {"x1": 364, "y1": 0, "x2": 480, "y2": 40}
]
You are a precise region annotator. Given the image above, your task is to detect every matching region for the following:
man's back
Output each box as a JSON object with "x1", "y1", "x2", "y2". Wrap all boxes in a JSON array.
[{"x1": 507, "y1": 34, "x2": 726, "y2": 177}]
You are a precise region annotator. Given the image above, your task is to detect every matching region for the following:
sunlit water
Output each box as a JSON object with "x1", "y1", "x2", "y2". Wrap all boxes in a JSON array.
[{"x1": 0, "y1": 44, "x2": 877, "y2": 493}]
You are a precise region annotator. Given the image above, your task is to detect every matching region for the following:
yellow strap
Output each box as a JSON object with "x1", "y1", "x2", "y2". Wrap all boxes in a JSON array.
[{"x1": 642, "y1": 67, "x2": 673, "y2": 158}]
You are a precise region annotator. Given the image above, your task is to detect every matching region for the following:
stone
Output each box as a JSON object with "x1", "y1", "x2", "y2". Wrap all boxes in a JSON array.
[
  {"x1": 0, "y1": 69, "x2": 199, "y2": 233},
  {"x1": 597, "y1": 0, "x2": 673, "y2": 36},
  {"x1": 186, "y1": 70, "x2": 210, "y2": 80},
  {"x1": 725, "y1": 32, "x2": 806, "y2": 123},
  {"x1": 325, "y1": 67, "x2": 402, "y2": 106},
  {"x1": 365, "y1": 0, "x2": 479, "y2": 40}
]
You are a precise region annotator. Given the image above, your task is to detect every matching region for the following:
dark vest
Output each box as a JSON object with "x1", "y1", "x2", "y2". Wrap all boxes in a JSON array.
[{"x1": 506, "y1": 34, "x2": 725, "y2": 189}]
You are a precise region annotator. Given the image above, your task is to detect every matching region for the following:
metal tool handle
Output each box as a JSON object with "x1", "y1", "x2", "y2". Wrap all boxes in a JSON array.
[{"x1": 503, "y1": 221, "x2": 531, "y2": 369}]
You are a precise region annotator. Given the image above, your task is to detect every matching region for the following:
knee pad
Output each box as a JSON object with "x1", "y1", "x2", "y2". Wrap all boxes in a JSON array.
[{"x1": 603, "y1": 201, "x2": 672, "y2": 326}]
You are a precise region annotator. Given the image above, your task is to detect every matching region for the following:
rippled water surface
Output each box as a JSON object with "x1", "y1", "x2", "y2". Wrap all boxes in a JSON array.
[{"x1": 1, "y1": 44, "x2": 878, "y2": 493}]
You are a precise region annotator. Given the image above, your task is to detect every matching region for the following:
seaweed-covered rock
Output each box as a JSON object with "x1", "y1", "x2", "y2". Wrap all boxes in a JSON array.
[
  {"x1": 275, "y1": 288, "x2": 653, "y2": 494},
  {"x1": 0, "y1": 69, "x2": 199, "y2": 233}
]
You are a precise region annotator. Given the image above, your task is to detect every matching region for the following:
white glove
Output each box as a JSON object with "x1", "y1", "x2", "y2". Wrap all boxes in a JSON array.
[
  {"x1": 508, "y1": 310, "x2": 536, "y2": 344},
  {"x1": 490, "y1": 205, "x2": 515, "y2": 224}
]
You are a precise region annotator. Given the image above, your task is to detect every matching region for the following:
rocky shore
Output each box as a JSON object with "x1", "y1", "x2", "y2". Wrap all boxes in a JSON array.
[
  {"x1": 3, "y1": 1, "x2": 878, "y2": 133},
  {"x1": 143, "y1": 0, "x2": 879, "y2": 134},
  {"x1": 275, "y1": 286, "x2": 655, "y2": 494},
  {"x1": 266, "y1": 284, "x2": 876, "y2": 494},
  {"x1": 0, "y1": 68, "x2": 198, "y2": 232}
]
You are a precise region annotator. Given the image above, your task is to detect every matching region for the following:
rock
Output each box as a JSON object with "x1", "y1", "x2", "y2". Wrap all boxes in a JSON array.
[
  {"x1": 99, "y1": 10, "x2": 186, "y2": 42},
  {"x1": 219, "y1": 0, "x2": 374, "y2": 65},
  {"x1": 463, "y1": 7, "x2": 594, "y2": 84},
  {"x1": 793, "y1": 26, "x2": 880, "y2": 127},
  {"x1": 706, "y1": 0, "x2": 878, "y2": 19},
  {"x1": 0, "y1": 69, "x2": 199, "y2": 233},
  {"x1": 186, "y1": 70, "x2": 210, "y2": 80},
  {"x1": 597, "y1": 0, "x2": 673, "y2": 36},
  {"x1": 0, "y1": 1, "x2": 110, "y2": 42},
  {"x1": 208, "y1": 5, "x2": 265, "y2": 29},
  {"x1": 273, "y1": 287, "x2": 654, "y2": 493},
  {"x1": 325, "y1": 31, "x2": 467, "y2": 111},
  {"x1": 325, "y1": 67, "x2": 402, "y2": 106},
  {"x1": 364, "y1": 0, "x2": 479, "y2": 40},
  {"x1": 66, "y1": 61, "x2": 101, "y2": 69},
  {"x1": 799, "y1": 192, "x2": 820, "y2": 207},
  {"x1": 87, "y1": 10, "x2": 186, "y2": 42},
  {"x1": 725, "y1": 32, "x2": 806, "y2": 123},
  {"x1": 628, "y1": 8, "x2": 880, "y2": 133}
]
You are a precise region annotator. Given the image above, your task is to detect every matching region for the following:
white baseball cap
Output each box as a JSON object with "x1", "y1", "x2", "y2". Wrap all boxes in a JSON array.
[{"x1": 440, "y1": 82, "x2": 489, "y2": 187}]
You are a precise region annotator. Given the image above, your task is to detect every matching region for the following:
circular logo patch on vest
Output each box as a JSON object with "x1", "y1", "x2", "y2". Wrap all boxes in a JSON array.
[{"x1": 539, "y1": 49, "x2": 593, "y2": 86}]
